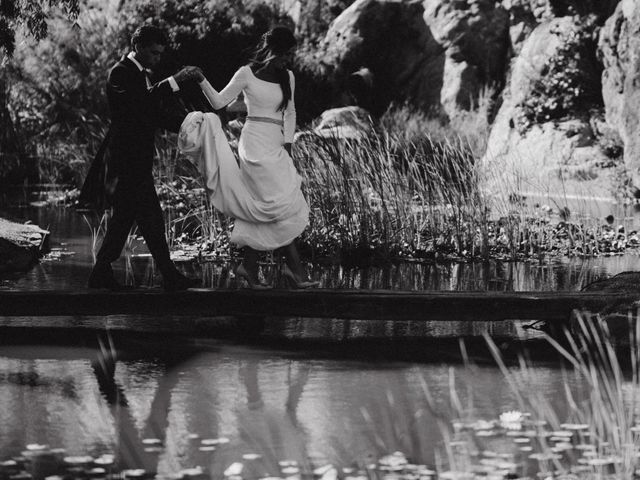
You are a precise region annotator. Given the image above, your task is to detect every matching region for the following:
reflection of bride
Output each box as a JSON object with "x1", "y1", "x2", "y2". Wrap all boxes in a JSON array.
[
  {"x1": 178, "y1": 26, "x2": 318, "y2": 290},
  {"x1": 208, "y1": 359, "x2": 312, "y2": 479}
]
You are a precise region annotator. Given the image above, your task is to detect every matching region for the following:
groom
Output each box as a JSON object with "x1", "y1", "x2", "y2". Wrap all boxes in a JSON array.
[{"x1": 88, "y1": 24, "x2": 200, "y2": 292}]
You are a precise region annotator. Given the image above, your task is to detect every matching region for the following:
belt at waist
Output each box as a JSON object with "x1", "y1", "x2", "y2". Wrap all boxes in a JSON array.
[{"x1": 246, "y1": 116, "x2": 284, "y2": 126}]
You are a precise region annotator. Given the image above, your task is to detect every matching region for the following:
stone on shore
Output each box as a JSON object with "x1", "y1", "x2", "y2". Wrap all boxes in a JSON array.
[{"x1": 0, "y1": 217, "x2": 49, "y2": 272}]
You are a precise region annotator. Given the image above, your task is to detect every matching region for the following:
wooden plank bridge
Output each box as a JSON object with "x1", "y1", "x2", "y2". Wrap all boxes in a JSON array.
[{"x1": 0, "y1": 289, "x2": 637, "y2": 323}]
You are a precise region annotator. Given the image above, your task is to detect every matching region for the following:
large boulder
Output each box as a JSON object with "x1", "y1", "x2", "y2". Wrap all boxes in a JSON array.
[
  {"x1": 315, "y1": 0, "x2": 443, "y2": 115},
  {"x1": 422, "y1": 0, "x2": 510, "y2": 114},
  {"x1": 482, "y1": 17, "x2": 614, "y2": 202},
  {"x1": 312, "y1": 0, "x2": 509, "y2": 117},
  {"x1": 0, "y1": 217, "x2": 49, "y2": 272},
  {"x1": 599, "y1": 0, "x2": 640, "y2": 187}
]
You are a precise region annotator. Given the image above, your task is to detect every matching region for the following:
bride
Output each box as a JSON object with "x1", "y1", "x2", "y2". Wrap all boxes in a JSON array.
[{"x1": 179, "y1": 26, "x2": 318, "y2": 289}]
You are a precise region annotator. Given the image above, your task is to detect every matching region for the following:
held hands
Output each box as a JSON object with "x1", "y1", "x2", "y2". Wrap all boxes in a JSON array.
[{"x1": 174, "y1": 66, "x2": 205, "y2": 83}]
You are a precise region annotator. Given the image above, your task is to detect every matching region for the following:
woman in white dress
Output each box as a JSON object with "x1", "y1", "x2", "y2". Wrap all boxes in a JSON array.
[{"x1": 188, "y1": 26, "x2": 318, "y2": 289}]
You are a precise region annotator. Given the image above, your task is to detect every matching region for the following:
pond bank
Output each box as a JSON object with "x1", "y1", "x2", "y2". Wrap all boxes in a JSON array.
[{"x1": 0, "y1": 216, "x2": 49, "y2": 272}]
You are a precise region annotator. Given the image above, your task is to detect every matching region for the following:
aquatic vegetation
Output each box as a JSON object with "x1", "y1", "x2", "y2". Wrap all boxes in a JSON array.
[
  {"x1": 1, "y1": 312, "x2": 640, "y2": 479},
  {"x1": 148, "y1": 111, "x2": 640, "y2": 265},
  {"x1": 432, "y1": 312, "x2": 640, "y2": 479}
]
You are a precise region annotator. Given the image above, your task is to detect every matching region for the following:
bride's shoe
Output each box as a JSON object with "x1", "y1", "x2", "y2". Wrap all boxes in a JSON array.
[
  {"x1": 235, "y1": 264, "x2": 272, "y2": 290},
  {"x1": 281, "y1": 264, "x2": 320, "y2": 290}
]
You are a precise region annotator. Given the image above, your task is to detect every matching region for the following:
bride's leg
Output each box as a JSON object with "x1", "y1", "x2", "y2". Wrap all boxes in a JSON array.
[
  {"x1": 236, "y1": 247, "x2": 271, "y2": 289},
  {"x1": 278, "y1": 241, "x2": 318, "y2": 289},
  {"x1": 278, "y1": 241, "x2": 304, "y2": 279},
  {"x1": 241, "y1": 247, "x2": 260, "y2": 280}
]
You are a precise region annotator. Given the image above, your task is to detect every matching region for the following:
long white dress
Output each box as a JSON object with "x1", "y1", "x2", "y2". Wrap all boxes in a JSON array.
[{"x1": 177, "y1": 65, "x2": 309, "y2": 250}]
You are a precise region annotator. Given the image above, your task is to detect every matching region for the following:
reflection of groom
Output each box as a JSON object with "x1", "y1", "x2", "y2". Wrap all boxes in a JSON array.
[{"x1": 88, "y1": 24, "x2": 200, "y2": 292}]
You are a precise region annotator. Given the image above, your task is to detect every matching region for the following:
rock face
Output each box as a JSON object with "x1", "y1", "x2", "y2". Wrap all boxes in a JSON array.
[
  {"x1": 599, "y1": 0, "x2": 640, "y2": 187},
  {"x1": 306, "y1": 0, "x2": 635, "y2": 202},
  {"x1": 422, "y1": 0, "x2": 510, "y2": 116},
  {"x1": 481, "y1": 17, "x2": 613, "y2": 198},
  {"x1": 500, "y1": 0, "x2": 553, "y2": 54},
  {"x1": 0, "y1": 217, "x2": 49, "y2": 272},
  {"x1": 314, "y1": 0, "x2": 509, "y2": 117},
  {"x1": 316, "y1": 0, "x2": 443, "y2": 115}
]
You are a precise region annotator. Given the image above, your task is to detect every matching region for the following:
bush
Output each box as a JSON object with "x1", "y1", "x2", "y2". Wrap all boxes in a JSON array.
[
  {"x1": 515, "y1": 15, "x2": 603, "y2": 133},
  {"x1": 122, "y1": 0, "x2": 291, "y2": 95},
  {"x1": 5, "y1": 2, "x2": 122, "y2": 184}
]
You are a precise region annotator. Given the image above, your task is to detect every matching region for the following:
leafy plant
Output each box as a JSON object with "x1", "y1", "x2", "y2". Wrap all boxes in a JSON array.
[
  {"x1": 122, "y1": 0, "x2": 291, "y2": 93},
  {"x1": 515, "y1": 15, "x2": 603, "y2": 133},
  {"x1": 4, "y1": 2, "x2": 121, "y2": 184},
  {"x1": 0, "y1": 0, "x2": 80, "y2": 56}
]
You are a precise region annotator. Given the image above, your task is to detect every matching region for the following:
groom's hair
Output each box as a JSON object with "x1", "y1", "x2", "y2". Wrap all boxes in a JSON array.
[{"x1": 131, "y1": 25, "x2": 168, "y2": 49}]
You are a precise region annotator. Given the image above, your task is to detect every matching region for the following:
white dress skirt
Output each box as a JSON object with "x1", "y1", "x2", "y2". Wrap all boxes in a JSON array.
[{"x1": 178, "y1": 111, "x2": 309, "y2": 251}]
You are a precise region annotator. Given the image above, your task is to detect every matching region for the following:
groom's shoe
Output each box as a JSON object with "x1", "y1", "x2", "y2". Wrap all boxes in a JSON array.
[
  {"x1": 88, "y1": 262, "x2": 127, "y2": 291},
  {"x1": 163, "y1": 272, "x2": 201, "y2": 292}
]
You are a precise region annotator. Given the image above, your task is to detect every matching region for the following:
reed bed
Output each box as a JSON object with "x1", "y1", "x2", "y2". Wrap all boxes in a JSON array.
[
  {"x1": 292, "y1": 127, "x2": 622, "y2": 263},
  {"x1": 146, "y1": 104, "x2": 633, "y2": 264}
]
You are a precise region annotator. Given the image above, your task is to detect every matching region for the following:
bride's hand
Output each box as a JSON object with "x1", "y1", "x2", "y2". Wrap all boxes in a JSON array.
[{"x1": 174, "y1": 66, "x2": 204, "y2": 83}]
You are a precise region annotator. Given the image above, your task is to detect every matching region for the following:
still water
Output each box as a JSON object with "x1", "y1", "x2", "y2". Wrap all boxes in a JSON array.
[
  {"x1": 1, "y1": 203, "x2": 638, "y2": 292},
  {"x1": 0, "y1": 200, "x2": 631, "y2": 476},
  {"x1": 0, "y1": 340, "x2": 582, "y2": 476}
]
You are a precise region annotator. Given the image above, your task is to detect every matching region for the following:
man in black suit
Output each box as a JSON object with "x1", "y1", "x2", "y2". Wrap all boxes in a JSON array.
[{"x1": 88, "y1": 25, "x2": 200, "y2": 292}]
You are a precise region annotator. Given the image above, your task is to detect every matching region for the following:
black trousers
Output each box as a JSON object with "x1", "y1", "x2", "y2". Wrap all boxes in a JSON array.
[{"x1": 96, "y1": 173, "x2": 176, "y2": 279}]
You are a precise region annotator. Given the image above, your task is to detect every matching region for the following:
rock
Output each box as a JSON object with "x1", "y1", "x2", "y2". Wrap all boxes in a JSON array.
[
  {"x1": 0, "y1": 217, "x2": 49, "y2": 272},
  {"x1": 582, "y1": 271, "x2": 640, "y2": 293},
  {"x1": 313, "y1": 106, "x2": 373, "y2": 139},
  {"x1": 482, "y1": 17, "x2": 614, "y2": 200},
  {"x1": 313, "y1": 0, "x2": 509, "y2": 117},
  {"x1": 315, "y1": 0, "x2": 443, "y2": 115},
  {"x1": 599, "y1": 0, "x2": 640, "y2": 187},
  {"x1": 440, "y1": 57, "x2": 480, "y2": 114},
  {"x1": 422, "y1": 0, "x2": 510, "y2": 107},
  {"x1": 579, "y1": 271, "x2": 640, "y2": 345},
  {"x1": 500, "y1": 0, "x2": 553, "y2": 55}
]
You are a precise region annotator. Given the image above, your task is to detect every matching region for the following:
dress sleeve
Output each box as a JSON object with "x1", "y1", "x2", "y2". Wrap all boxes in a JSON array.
[
  {"x1": 283, "y1": 70, "x2": 296, "y2": 144},
  {"x1": 199, "y1": 66, "x2": 249, "y2": 110}
]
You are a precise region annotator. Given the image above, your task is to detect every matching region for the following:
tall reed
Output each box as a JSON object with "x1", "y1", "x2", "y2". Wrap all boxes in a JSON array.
[
  {"x1": 156, "y1": 103, "x2": 613, "y2": 263},
  {"x1": 430, "y1": 311, "x2": 640, "y2": 479}
]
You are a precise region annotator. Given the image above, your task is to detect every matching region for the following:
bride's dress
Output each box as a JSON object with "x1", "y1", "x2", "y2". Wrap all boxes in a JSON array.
[{"x1": 177, "y1": 65, "x2": 309, "y2": 250}]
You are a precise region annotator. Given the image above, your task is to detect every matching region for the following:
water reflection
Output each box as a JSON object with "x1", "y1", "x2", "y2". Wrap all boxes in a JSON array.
[
  {"x1": 0, "y1": 339, "x2": 584, "y2": 476},
  {"x1": 91, "y1": 342, "x2": 184, "y2": 473}
]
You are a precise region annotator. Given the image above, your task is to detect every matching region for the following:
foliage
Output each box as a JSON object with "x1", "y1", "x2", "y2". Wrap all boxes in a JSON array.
[
  {"x1": 294, "y1": 0, "x2": 354, "y2": 44},
  {"x1": 121, "y1": 0, "x2": 292, "y2": 94},
  {"x1": 0, "y1": 0, "x2": 80, "y2": 56},
  {"x1": 123, "y1": 0, "x2": 345, "y2": 125},
  {"x1": 4, "y1": 2, "x2": 122, "y2": 184},
  {"x1": 515, "y1": 15, "x2": 603, "y2": 133}
]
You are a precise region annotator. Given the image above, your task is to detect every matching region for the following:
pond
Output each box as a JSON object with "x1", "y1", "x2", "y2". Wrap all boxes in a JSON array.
[
  {"x1": 0, "y1": 194, "x2": 636, "y2": 478},
  {"x1": 1, "y1": 201, "x2": 638, "y2": 293}
]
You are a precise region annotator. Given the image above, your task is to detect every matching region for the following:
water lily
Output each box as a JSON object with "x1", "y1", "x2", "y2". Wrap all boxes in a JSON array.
[
  {"x1": 224, "y1": 463, "x2": 243, "y2": 477},
  {"x1": 499, "y1": 410, "x2": 523, "y2": 430}
]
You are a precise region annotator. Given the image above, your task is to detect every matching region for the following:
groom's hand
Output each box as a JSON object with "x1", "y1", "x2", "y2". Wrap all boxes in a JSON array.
[
  {"x1": 174, "y1": 66, "x2": 201, "y2": 83},
  {"x1": 189, "y1": 67, "x2": 205, "y2": 83}
]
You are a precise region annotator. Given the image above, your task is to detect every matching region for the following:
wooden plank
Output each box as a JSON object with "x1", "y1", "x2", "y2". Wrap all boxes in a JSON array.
[{"x1": 0, "y1": 289, "x2": 637, "y2": 322}]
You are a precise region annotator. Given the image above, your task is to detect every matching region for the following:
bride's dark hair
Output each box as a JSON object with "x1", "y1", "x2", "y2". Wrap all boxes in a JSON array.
[{"x1": 250, "y1": 26, "x2": 297, "y2": 112}]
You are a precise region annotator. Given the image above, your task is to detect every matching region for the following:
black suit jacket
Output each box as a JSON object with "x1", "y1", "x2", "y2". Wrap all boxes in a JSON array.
[
  {"x1": 78, "y1": 57, "x2": 212, "y2": 210},
  {"x1": 106, "y1": 55, "x2": 184, "y2": 179}
]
